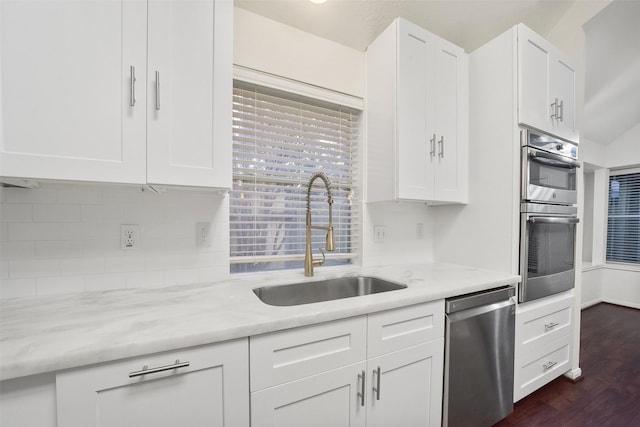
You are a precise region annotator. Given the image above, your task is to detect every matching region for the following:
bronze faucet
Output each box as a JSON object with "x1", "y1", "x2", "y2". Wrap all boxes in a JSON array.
[{"x1": 304, "y1": 172, "x2": 335, "y2": 276}]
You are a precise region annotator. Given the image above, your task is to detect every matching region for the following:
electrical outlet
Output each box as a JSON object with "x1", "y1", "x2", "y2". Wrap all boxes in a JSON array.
[
  {"x1": 417, "y1": 223, "x2": 424, "y2": 240},
  {"x1": 196, "y1": 222, "x2": 212, "y2": 248},
  {"x1": 121, "y1": 225, "x2": 139, "y2": 250},
  {"x1": 374, "y1": 225, "x2": 386, "y2": 243}
]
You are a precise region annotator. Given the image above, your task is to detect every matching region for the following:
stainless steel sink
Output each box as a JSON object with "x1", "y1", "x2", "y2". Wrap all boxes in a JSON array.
[{"x1": 253, "y1": 276, "x2": 407, "y2": 306}]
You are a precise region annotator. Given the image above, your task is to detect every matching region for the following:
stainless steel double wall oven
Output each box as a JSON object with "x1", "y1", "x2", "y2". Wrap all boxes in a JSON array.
[{"x1": 519, "y1": 128, "x2": 580, "y2": 303}]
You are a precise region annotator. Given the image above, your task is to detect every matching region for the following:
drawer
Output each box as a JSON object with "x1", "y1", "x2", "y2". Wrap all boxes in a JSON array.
[
  {"x1": 250, "y1": 316, "x2": 367, "y2": 391},
  {"x1": 367, "y1": 300, "x2": 444, "y2": 358},
  {"x1": 514, "y1": 335, "x2": 571, "y2": 402},
  {"x1": 516, "y1": 292, "x2": 573, "y2": 361}
]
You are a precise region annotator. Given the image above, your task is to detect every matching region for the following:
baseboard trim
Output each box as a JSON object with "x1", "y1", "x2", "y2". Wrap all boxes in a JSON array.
[
  {"x1": 601, "y1": 298, "x2": 640, "y2": 310},
  {"x1": 581, "y1": 298, "x2": 603, "y2": 309},
  {"x1": 564, "y1": 368, "x2": 583, "y2": 383}
]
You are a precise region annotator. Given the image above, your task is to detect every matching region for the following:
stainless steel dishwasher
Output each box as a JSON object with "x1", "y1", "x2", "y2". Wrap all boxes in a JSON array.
[{"x1": 443, "y1": 286, "x2": 516, "y2": 427}]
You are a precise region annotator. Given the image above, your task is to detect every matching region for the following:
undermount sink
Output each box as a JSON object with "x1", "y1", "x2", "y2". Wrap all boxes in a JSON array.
[{"x1": 253, "y1": 276, "x2": 407, "y2": 307}]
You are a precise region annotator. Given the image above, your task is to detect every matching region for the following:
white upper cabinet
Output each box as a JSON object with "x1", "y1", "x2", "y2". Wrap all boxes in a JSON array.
[
  {"x1": 518, "y1": 25, "x2": 577, "y2": 142},
  {"x1": 366, "y1": 18, "x2": 468, "y2": 204},
  {"x1": 0, "y1": 0, "x2": 147, "y2": 184},
  {"x1": 1, "y1": 0, "x2": 232, "y2": 189},
  {"x1": 146, "y1": 0, "x2": 231, "y2": 188}
]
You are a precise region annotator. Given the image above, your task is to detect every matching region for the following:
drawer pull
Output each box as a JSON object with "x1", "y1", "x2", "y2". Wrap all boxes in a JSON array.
[
  {"x1": 373, "y1": 366, "x2": 381, "y2": 400},
  {"x1": 129, "y1": 359, "x2": 190, "y2": 378},
  {"x1": 545, "y1": 322, "x2": 560, "y2": 331},
  {"x1": 358, "y1": 370, "x2": 366, "y2": 407},
  {"x1": 543, "y1": 361, "x2": 558, "y2": 371}
]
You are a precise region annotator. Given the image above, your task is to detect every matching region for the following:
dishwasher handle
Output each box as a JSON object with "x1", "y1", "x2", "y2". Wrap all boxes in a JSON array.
[{"x1": 445, "y1": 286, "x2": 515, "y2": 314}]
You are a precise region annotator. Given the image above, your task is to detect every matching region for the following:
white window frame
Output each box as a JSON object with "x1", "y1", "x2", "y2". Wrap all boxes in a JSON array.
[
  {"x1": 230, "y1": 67, "x2": 363, "y2": 273},
  {"x1": 605, "y1": 167, "x2": 640, "y2": 267}
]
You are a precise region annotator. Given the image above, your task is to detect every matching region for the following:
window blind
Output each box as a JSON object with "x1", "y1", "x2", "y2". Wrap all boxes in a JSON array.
[
  {"x1": 606, "y1": 171, "x2": 640, "y2": 264},
  {"x1": 230, "y1": 81, "x2": 360, "y2": 272}
]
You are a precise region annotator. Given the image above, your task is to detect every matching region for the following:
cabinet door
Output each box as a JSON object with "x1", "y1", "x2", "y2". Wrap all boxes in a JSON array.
[
  {"x1": 0, "y1": 0, "x2": 146, "y2": 183},
  {"x1": 550, "y1": 56, "x2": 577, "y2": 141},
  {"x1": 146, "y1": 0, "x2": 232, "y2": 188},
  {"x1": 517, "y1": 25, "x2": 553, "y2": 134},
  {"x1": 56, "y1": 340, "x2": 249, "y2": 427},
  {"x1": 434, "y1": 38, "x2": 468, "y2": 203},
  {"x1": 366, "y1": 339, "x2": 444, "y2": 427},
  {"x1": 396, "y1": 19, "x2": 435, "y2": 200},
  {"x1": 251, "y1": 362, "x2": 366, "y2": 427}
]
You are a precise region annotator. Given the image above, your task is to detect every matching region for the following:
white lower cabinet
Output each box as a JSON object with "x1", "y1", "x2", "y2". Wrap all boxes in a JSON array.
[
  {"x1": 366, "y1": 339, "x2": 444, "y2": 427},
  {"x1": 56, "y1": 339, "x2": 249, "y2": 427},
  {"x1": 514, "y1": 292, "x2": 574, "y2": 401},
  {"x1": 249, "y1": 301, "x2": 445, "y2": 427},
  {"x1": 251, "y1": 362, "x2": 367, "y2": 427}
]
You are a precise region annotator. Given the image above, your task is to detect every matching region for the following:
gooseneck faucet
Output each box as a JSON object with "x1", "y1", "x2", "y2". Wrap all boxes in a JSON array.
[{"x1": 305, "y1": 172, "x2": 335, "y2": 276}]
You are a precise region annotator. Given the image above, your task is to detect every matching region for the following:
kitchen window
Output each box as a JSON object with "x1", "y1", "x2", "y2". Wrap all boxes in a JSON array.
[
  {"x1": 230, "y1": 80, "x2": 360, "y2": 273},
  {"x1": 606, "y1": 169, "x2": 640, "y2": 265}
]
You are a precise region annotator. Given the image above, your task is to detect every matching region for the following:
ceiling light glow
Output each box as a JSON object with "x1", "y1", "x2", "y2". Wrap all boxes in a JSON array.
[{"x1": 309, "y1": 0, "x2": 327, "y2": 4}]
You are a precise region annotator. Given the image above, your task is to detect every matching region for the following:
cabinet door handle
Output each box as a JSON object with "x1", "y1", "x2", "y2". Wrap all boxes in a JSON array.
[
  {"x1": 373, "y1": 366, "x2": 381, "y2": 400},
  {"x1": 543, "y1": 360, "x2": 558, "y2": 371},
  {"x1": 129, "y1": 359, "x2": 190, "y2": 378},
  {"x1": 544, "y1": 321, "x2": 559, "y2": 331},
  {"x1": 558, "y1": 99, "x2": 564, "y2": 122},
  {"x1": 155, "y1": 71, "x2": 161, "y2": 110},
  {"x1": 550, "y1": 97, "x2": 558, "y2": 119},
  {"x1": 438, "y1": 136, "x2": 444, "y2": 158},
  {"x1": 429, "y1": 134, "x2": 436, "y2": 158},
  {"x1": 130, "y1": 65, "x2": 136, "y2": 107},
  {"x1": 358, "y1": 370, "x2": 366, "y2": 406}
]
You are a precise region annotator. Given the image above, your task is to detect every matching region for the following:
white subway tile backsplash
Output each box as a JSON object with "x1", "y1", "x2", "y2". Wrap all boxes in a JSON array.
[
  {"x1": 8, "y1": 222, "x2": 60, "y2": 241},
  {"x1": 1, "y1": 278, "x2": 37, "y2": 298},
  {"x1": 145, "y1": 254, "x2": 185, "y2": 271},
  {"x1": 33, "y1": 204, "x2": 82, "y2": 222},
  {"x1": 83, "y1": 273, "x2": 127, "y2": 292},
  {"x1": 57, "y1": 189, "x2": 102, "y2": 205},
  {"x1": 164, "y1": 269, "x2": 199, "y2": 286},
  {"x1": 60, "y1": 258, "x2": 105, "y2": 275},
  {"x1": 1, "y1": 203, "x2": 33, "y2": 222},
  {"x1": 36, "y1": 276, "x2": 84, "y2": 296},
  {"x1": 10, "y1": 259, "x2": 60, "y2": 278},
  {"x1": 105, "y1": 256, "x2": 146, "y2": 273},
  {"x1": 126, "y1": 270, "x2": 165, "y2": 289},
  {"x1": 4, "y1": 188, "x2": 58, "y2": 204},
  {"x1": 36, "y1": 241, "x2": 83, "y2": 258},
  {"x1": 2, "y1": 241, "x2": 36, "y2": 260}
]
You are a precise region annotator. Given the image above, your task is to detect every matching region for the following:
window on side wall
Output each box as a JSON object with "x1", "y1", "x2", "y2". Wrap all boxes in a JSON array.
[
  {"x1": 230, "y1": 81, "x2": 360, "y2": 273},
  {"x1": 606, "y1": 169, "x2": 640, "y2": 265}
]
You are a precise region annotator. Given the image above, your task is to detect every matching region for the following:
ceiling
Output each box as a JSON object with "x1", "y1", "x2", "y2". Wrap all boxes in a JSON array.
[
  {"x1": 234, "y1": 0, "x2": 579, "y2": 53},
  {"x1": 236, "y1": 0, "x2": 639, "y2": 145},
  {"x1": 583, "y1": 0, "x2": 640, "y2": 145}
]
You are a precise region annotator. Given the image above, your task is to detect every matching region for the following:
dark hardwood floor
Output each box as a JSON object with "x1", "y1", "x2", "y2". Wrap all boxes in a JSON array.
[{"x1": 495, "y1": 303, "x2": 640, "y2": 427}]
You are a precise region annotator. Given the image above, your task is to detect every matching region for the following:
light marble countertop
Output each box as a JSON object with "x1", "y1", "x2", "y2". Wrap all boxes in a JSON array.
[{"x1": 0, "y1": 262, "x2": 519, "y2": 381}]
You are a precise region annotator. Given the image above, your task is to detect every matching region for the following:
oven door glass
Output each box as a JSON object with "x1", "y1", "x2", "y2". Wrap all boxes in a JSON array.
[
  {"x1": 520, "y1": 215, "x2": 578, "y2": 302},
  {"x1": 524, "y1": 147, "x2": 577, "y2": 205}
]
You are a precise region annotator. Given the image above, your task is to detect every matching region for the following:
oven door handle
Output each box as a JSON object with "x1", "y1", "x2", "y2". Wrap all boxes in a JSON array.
[
  {"x1": 529, "y1": 150, "x2": 581, "y2": 169},
  {"x1": 529, "y1": 217, "x2": 580, "y2": 225}
]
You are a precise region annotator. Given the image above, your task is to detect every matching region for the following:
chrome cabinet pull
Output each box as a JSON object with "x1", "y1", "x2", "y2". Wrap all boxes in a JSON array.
[
  {"x1": 155, "y1": 71, "x2": 161, "y2": 110},
  {"x1": 373, "y1": 366, "x2": 381, "y2": 400},
  {"x1": 550, "y1": 97, "x2": 558, "y2": 119},
  {"x1": 129, "y1": 359, "x2": 189, "y2": 378},
  {"x1": 558, "y1": 99, "x2": 564, "y2": 122},
  {"x1": 358, "y1": 370, "x2": 365, "y2": 407},
  {"x1": 429, "y1": 134, "x2": 436, "y2": 158},
  {"x1": 438, "y1": 136, "x2": 444, "y2": 158},
  {"x1": 545, "y1": 321, "x2": 559, "y2": 331},
  {"x1": 543, "y1": 360, "x2": 558, "y2": 371},
  {"x1": 130, "y1": 65, "x2": 136, "y2": 107}
]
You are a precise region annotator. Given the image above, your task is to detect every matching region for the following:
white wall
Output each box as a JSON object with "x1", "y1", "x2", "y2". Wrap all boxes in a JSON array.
[
  {"x1": 606, "y1": 122, "x2": 640, "y2": 168},
  {"x1": 0, "y1": 184, "x2": 229, "y2": 299},
  {"x1": 234, "y1": 7, "x2": 365, "y2": 98}
]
